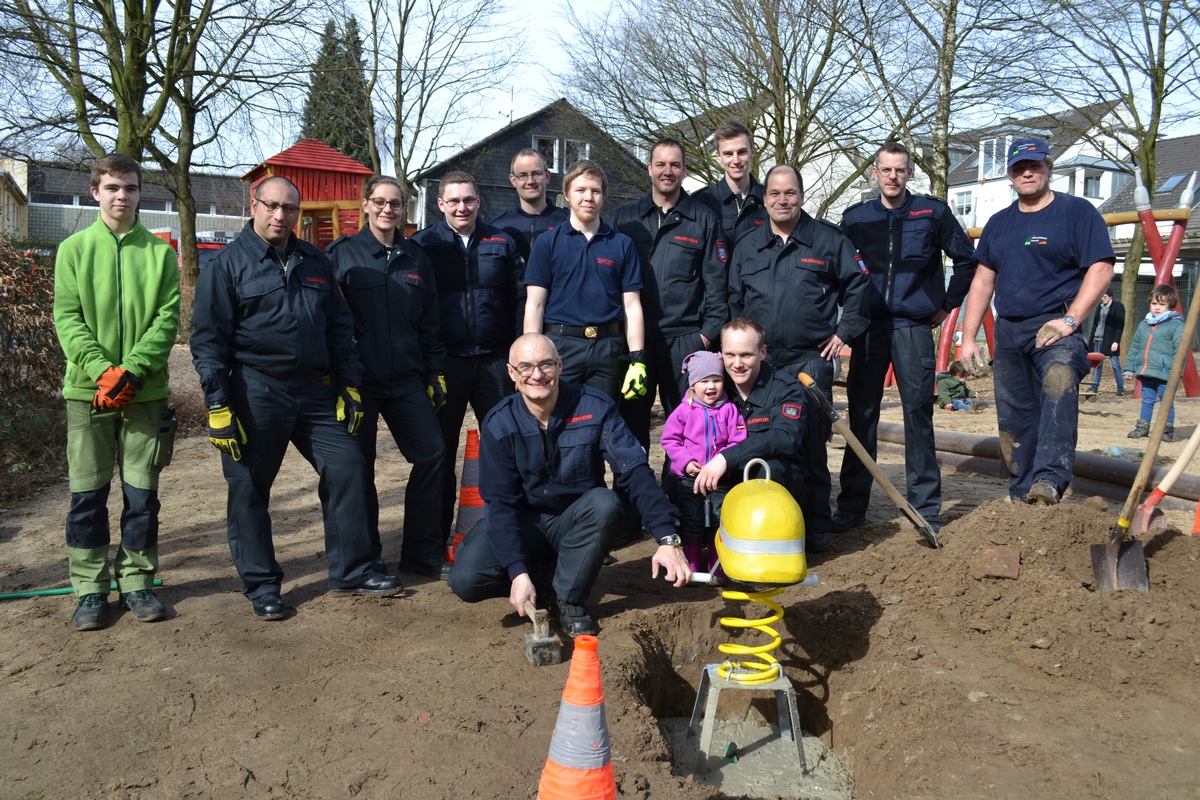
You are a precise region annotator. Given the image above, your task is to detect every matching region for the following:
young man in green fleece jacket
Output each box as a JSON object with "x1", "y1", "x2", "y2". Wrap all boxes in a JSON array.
[{"x1": 53, "y1": 153, "x2": 181, "y2": 631}]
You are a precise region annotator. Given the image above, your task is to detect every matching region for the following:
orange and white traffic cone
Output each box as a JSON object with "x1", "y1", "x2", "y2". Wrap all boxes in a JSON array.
[
  {"x1": 537, "y1": 635, "x2": 616, "y2": 800},
  {"x1": 448, "y1": 429, "x2": 484, "y2": 563}
]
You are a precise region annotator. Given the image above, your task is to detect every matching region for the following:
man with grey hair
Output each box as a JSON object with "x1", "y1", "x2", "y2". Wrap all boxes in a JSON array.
[{"x1": 959, "y1": 137, "x2": 1115, "y2": 505}]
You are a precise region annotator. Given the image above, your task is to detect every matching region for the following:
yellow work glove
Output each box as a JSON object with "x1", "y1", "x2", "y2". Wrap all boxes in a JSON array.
[
  {"x1": 426, "y1": 375, "x2": 448, "y2": 412},
  {"x1": 336, "y1": 386, "x2": 364, "y2": 436},
  {"x1": 208, "y1": 405, "x2": 247, "y2": 461},
  {"x1": 621, "y1": 352, "x2": 648, "y2": 400}
]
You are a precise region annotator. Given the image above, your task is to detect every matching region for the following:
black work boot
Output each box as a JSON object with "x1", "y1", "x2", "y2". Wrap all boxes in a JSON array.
[
  {"x1": 1127, "y1": 419, "x2": 1150, "y2": 439},
  {"x1": 1163, "y1": 424, "x2": 1175, "y2": 443}
]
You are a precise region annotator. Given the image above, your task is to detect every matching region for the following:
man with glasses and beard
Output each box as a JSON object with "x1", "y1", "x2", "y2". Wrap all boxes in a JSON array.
[{"x1": 191, "y1": 176, "x2": 400, "y2": 620}]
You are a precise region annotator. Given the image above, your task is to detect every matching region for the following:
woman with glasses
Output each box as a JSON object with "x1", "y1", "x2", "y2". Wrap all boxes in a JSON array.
[{"x1": 327, "y1": 175, "x2": 449, "y2": 580}]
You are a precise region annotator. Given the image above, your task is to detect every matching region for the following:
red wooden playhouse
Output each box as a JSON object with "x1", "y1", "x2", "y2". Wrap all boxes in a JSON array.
[{"x1": 242, "y1": 139, "x2": 373, "y2": 249}]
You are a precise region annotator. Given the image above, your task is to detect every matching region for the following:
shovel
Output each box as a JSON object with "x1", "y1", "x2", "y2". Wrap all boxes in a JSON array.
[
  {"x1": 798, "y1": 372, "x2": 941, "y2": 549},
  {"x1": 1094, "y1": 272, "x2": 1200, "y2": 592},
  {"x1": 1130, "y1": 423, "x2": 1200, "y2": 537},
  {"x1": 522, "y1": 601, "x2": 562, "y2": 666}
]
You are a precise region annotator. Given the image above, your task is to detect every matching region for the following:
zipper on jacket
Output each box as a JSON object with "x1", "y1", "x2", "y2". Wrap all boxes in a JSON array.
[
  {"x1": 464, "y1": 237, "x2": 478, "y2": 348},
  {"x1": 115, "y1": 231, "x2": 126, "y2": 363},
  {"x1": 884, "y1": 210, "x2": 896, "y2": 310}
]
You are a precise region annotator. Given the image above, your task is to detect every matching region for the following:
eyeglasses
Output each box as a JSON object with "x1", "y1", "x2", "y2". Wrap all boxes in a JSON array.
[
  {"x1": 441, "y1": 197, "x2": 479, "y2": 208},
  {"x1": 255, "y1": 198, "x2": 301, "y2": 215},
  {"x1": 508, "y1": 359, "x2": 559, "y2": 377},
  {"x1": 368, "y1": 197, "x2": 405, "y2": 210},
  {"x1": 513, "y1": 171, "x2": 546, "y2": 181}
]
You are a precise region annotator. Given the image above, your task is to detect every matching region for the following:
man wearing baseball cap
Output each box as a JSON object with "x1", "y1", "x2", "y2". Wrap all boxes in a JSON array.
[{"x1": 957, "y1": 137, "x2": 1115, "y2": 505}]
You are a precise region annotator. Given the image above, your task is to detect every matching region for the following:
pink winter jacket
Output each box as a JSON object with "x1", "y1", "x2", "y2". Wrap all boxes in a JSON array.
[{"x1": 661, "y1": 397, "x2": 747, "y2": 476}]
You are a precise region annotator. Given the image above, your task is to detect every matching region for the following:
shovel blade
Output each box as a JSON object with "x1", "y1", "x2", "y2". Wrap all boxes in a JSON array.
[
  {"x1": 1130, "y1": 504, "x2": 1169, "y2": 538},
  {"x1": 1089, "y1": 540, "x2": 1149, "y2": 592}
]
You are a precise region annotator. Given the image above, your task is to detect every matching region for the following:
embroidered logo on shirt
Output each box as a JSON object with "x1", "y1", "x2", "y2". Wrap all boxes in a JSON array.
[
  {"x1": 800, "y1": 257, "x2": 826, "y2": 267},
  {"x1": 747, "y1": 416, "x2": 770, "y2": 425},
  {"x1": 567, "y1": 414, "x2": 593, "y2": 423},
  {"x1": 908, "y1": 208, "x2": 933, "y2": 217},
  {"x1": 716, "y1": 241, "x2": 728, "y2": 264},
  {"x1": 481, "y1": 236, "x2": 507, "y2": 243},
  {"x1": 1024, "y1": 236, "x2": 1049, "y2": 246},
  {"x1": 855, "y1": 255, "x2": 869, "y2": 274},
  {"x1": 781, "y1": 403, "x2": 802, "y2": 419},
  {"x1": 596, "y1": 257, "x2": 616, "y2": 266},
  {"x1": 405, "y1": 272, "x2": 424, "y2": 284},
  {"x1": 305, "y1": 276, "x2": 327, "y2": 287},
  {"x1": 673, "y1": 235, "x2": 700, "y2": 245}
]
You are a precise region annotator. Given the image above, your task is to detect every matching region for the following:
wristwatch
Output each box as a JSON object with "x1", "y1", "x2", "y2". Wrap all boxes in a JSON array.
[
  {"x1": 1063, "y1": 315, "x2": 1078, "y2": 329},
  {"x1": 657, "y1": 533, "x2": 682, "y2": 547}
]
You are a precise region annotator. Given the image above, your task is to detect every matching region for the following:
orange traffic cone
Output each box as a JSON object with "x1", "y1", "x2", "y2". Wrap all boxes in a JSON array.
[
  {"x1": 1190, "y1": 500, "x2": 1200, "y2": 536},
  {"x1": 537, "y1": 635, "x2": 616, "y2": 800},
  {"x1": 448, "y1": 429, "x2": 483, "y2": 562}
]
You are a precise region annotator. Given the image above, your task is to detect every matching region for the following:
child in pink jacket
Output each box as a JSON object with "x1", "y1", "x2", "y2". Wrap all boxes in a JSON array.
[{"x1": 661, "y1": 351, "x2": 747, "y2": 572}]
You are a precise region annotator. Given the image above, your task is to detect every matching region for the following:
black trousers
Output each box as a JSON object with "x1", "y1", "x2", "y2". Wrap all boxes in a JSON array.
[
  {"x1": 360, "y1": 386, "x2": 446, "y2": 572},
  {"x1": 448, "y1": 488, "x2": 620, "y2": 607}
]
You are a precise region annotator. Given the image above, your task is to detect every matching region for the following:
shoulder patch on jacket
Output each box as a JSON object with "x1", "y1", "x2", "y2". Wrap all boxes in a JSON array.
[
  {"x1": 855, "y1": 254, "x2": 869, "y2": 274},
  {"x1": 716, "y1": 241, "x2": 728, "y2": 264},
  {"x1": 781, "y1": 402, "x2": 802, "y2": 419}
]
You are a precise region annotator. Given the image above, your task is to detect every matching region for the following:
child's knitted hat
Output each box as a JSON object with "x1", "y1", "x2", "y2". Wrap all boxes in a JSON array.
[{"x1": 682, "y1": 350, "x2": 723, "y2": 387}]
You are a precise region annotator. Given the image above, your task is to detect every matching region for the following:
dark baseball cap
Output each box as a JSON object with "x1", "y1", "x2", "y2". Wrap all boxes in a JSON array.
[{"x1": 1007, "y1": 137, "x2": 1051, "y2": 169}]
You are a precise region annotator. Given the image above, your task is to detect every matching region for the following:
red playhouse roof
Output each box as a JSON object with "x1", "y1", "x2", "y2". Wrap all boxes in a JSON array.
[{"x1": 241, "y1": 139, "x2": 373, "y2": 182}]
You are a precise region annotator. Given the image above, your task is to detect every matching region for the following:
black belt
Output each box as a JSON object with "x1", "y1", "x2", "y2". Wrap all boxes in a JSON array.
[{"x1": 545, "y1": 322, "x2": 623, "y2": 339}]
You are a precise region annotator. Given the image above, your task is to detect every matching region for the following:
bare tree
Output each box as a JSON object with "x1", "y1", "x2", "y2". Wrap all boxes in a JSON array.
[
  {"x1": 562, "y1": 0, "x2": 878, "y2": 216},
  {"x1": 359, "y1": 0, "x2": 516, "y2": 190},
  {"x1": 0, "y1": 0, "x2": 317, "y2": 320},
  {"x1": 841, "y1": 0, "x2": 1040, "y2": 197}
]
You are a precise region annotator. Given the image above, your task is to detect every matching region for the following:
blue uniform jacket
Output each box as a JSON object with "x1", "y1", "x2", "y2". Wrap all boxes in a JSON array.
[
  {"x1": 191, "y1": 221, "x2": 363, "y2": 407},
  {"x1": 490, "y1": 204, "x2": 570, "y2": 261},
  {"x1": 719, "y1": 362, "x2": 807, "y2": 487},
  {"x1": 327, "y1": 226, "x2": 445, "y2": 397},
  {"x1": 729, "y1": 212, "x2": 870, "y2": 367},
  {"x1": 411, "y1": 221, "x2": 524, "y2": 357},
  {"x1": 478, "y1": 381, "x2": 676, "y2": 578},
  {"x1": 695, "y1": 176, "x2": 768, "y2": 257},
  {"x1": 840, "y1": 192, "x2": 977, "y2": 327},
  {"x1": 607, "y1": 190, "x2": 729, "y2": 342}
]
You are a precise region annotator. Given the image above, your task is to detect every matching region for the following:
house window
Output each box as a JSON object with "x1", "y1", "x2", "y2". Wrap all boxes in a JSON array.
[
  {"x1": 1083, "y1": 173, "x2": 1102, "y2": 198},
  {"x1": 140, "y1": 198, "x2": 170, "y2": 211},
  {"x1": 563, "y1": 139, "x2": 590, "y2": 167},
  {"x1": 955, "y1": 191, "x2": 973, "y2": 217},
  {"x1": 534, "y1": 136, "x2": 559, "y2": 173},
  {"x1": 1112, "y1": 172, "x2": 1132, "y2": 194},
  {"x1": 1157, "y1": 173, "x2": 1187, "y2": 194},
  {"x1": 980, "y1": 136, "x2": 1010, "y2": 180},
  {"x1": 31, "y1": 192, "x2": 74, "y2": 205}
]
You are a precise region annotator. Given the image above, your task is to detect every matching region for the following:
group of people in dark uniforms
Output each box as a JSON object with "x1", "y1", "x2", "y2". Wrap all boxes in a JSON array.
[{"x1": 59, "y1": 122, "x2": 1112, "y2": 636}]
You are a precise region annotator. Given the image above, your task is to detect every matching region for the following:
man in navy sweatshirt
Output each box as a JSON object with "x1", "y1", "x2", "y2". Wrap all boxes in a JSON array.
[{"x1": 447, "y1": 333, "x2": 691, "y2": 637}]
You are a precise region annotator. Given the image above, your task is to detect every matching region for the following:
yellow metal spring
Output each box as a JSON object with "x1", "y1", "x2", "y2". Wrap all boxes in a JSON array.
[{"x1": 715, "y1": 586, "x2": 785, "y2": 684}]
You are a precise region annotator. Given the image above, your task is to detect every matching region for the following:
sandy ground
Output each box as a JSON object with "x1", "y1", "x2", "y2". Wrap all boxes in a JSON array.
[{"x1": 2, "y1": 350, "x2": 1199, "y2": 799}]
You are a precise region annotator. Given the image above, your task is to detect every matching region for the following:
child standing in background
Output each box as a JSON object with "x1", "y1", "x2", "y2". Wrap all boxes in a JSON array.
[
  {"x1": 661, "y1": 351, "x2": 746, "y2": 573},
  {"x1": 1125, "y1": 284, "x2": 1184, "y2": 442}
]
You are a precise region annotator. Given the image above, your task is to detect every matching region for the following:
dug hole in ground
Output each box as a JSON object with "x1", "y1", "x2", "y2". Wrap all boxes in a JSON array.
[{"x1": 1, "y1": 346, "x2": 1198, "y2": 799}]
